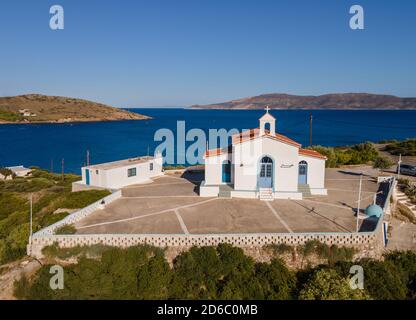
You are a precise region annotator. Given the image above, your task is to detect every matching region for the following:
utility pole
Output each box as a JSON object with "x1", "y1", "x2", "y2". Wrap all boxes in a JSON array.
[
  {"x1": 61, "y1": 158, "x2": 65, "y2": 181},
  {"x1": 86, "y1": 150, "x2": 90, "y2": 167},
  {"x1": 309, "y1": 114, "x2": 313, "y2": 147},
  {"x1": 50, "y1": 159, "x2": 54, "y2": 174},
  {"x1": 397, "y1": 154, "x2": 402, "y2": 180},
  {"x1": 29, "y1": 193, "x2": 33, "y2": 248},
  {"x1": 356, "y1": 173, "x2": 363, "y2": 233}
]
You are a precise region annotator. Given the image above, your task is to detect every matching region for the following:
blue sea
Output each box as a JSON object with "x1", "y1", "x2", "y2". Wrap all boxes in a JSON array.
[{"x1": 0, "y1": 109, "x2": 415, "y2": 174}]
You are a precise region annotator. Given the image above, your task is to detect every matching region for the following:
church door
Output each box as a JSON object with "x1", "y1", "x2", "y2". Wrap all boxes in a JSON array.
[
  {"x1": 85, "y1": 169, "x2": 90, "y2": 185},
  {"x1": 298, "y1": 161, "x2": 308, "y2": 184},
  {"x1": 259, "y1": 156, "x2": 273, "y2": 188},
  {"x1": 222, "y1": 160, "x2": 231, "y2": 183}
]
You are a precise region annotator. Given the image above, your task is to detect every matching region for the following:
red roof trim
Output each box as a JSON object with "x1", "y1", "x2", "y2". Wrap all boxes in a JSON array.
[
  {"x1": 299, "y1": 148, "x2": 327, "y2": 160},
  {"x1": 231, "y1": 128, "x2": 301, "y2": 148},
  {"x1": 205, "y1": 145, "x2": 232, "y2": 158}
]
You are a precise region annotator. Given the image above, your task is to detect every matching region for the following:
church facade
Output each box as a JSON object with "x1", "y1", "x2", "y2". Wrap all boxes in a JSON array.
[{"x1": 200, "y1": 109, "x2": 327, "y2": 200}]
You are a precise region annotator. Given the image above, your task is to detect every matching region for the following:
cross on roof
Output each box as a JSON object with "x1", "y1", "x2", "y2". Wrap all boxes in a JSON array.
[{"x1": 265, "y1": 105, "x2": 270, "y2": 113}]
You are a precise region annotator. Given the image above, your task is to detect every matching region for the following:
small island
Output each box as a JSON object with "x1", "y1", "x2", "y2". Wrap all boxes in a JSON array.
[
  {"x1": 191, "y1": 93, "x2": 416, "y2": 110},
  {"x1": 0, "y1": 94, "x2": 149, "y2": 124}
]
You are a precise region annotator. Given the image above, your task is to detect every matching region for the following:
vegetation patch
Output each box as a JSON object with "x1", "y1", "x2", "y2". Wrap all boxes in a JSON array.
[
  {"x1": 395, "y1": 203, "x2": 416, "y2": 224},
  {"x1": 15, "y1": 244, "x2": 416, "y2": 300},
  {"x1": 0, "y1": 168, "x2": 86, "y2": 264},
  {"x1": 373, "y1": 156, "x2": 394, "y2": 169},
  {"x1": 57, "y1": 190, "x2": 111, "y2": 209},
  {"x1": 266, "y1": 241, "x2": 356, "y2": 268},
  {"x1": 54, "y1": 224, "x2": 77, "y2": 235},
  {"x1": 42, "y1": 243, "x2": 113, "y2": 260},
  {"x1": 398, "y1": 179, "x2": 416, "y2": 205},
  {"x1": 384, "y1": 139, "x2": 416, "y2": 156},
  {"x1": 309, "y1": 142, "x2": 379, "y2": 168},
  {"x1": 0, "y1": 109, "x2": 23, "y2": 122}
]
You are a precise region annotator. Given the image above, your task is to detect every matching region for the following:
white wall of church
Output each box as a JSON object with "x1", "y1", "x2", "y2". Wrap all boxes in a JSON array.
[
  {"x1": 233, "y1": 136, "x2": 299, "y2": 192},
  {"x1": 298, "y1": 155, "x2": 327, "y2": 195},
  {"x1": 204, "y1": 153, "x2": 231, "y2": 185}
]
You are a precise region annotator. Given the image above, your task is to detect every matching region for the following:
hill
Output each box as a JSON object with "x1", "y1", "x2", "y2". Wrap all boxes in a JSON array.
[
  {"x1": 0, "y1": 94, "x2": 149, "y2": 124},
  {"x1": 191, "y1": 93, "x2": 416, "y2": 110}
]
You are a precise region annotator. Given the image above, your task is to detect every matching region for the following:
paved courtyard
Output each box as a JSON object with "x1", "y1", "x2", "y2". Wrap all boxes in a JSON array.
[{"x1": 74, "y1": 167, "x2": 380, "y2": 235}]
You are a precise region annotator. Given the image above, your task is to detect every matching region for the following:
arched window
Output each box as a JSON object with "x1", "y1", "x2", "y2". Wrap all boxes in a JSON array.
[
  {"x1": 264, "y1": 122, "x2": 271, "y2": 133},
  {"x1": 261, "y1": 156, "x2": 273, "y2": 163}
]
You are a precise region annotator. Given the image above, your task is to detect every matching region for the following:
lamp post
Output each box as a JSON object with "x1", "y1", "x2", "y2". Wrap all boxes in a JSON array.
[
  {"x1": 397, "y1": 154, "x2": 402, "y2": 180},
  {"x1": 356, "y1": 173, "x2": 363, "y2": 233},
  {"x1": 29, "y1": 193, "x2": 33, "y2": 249}
]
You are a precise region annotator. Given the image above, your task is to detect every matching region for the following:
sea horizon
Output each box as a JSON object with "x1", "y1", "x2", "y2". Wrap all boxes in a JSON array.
[{"x1": 1, "y1": 109, "x2": 415, "y2": 174}]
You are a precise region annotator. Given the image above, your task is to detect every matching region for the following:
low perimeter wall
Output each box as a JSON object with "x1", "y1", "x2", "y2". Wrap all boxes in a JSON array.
[
  {"x1": 28, "y1": 178, "x2": 396, "y2": 259},
  {"x1": 29, "y1": 230, "x2": 383, "y2": 259}
]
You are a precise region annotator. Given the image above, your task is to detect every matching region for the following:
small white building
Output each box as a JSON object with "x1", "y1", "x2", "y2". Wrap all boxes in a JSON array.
[
  {"x1": 200, "y1": 109, "x2": 327, "y2": 200},
  {"x1": 6, "y1": 165, "x2": 32, "y2": 177},
  {"x1": 76, "y1": 153, "x2": 163, "y2": 190}
]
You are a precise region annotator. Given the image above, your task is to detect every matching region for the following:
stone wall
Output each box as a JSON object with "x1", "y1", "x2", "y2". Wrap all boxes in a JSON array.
[{"x1": 29, "y1": 230, "x2": 383, "y2": 259}]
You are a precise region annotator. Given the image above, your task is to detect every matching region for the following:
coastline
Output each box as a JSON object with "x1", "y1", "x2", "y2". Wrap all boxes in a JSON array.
[
  {"x1": 190, "y1": 107, "x2": 416, "y2": 110},
  {"x1": 0, "y1": 117, "x2": 152, "y2": 125}
]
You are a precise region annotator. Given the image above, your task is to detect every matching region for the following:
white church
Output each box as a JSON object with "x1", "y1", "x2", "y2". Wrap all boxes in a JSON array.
[{"x1": 199, "y1": 108, "x2": 327, "y2": 200}]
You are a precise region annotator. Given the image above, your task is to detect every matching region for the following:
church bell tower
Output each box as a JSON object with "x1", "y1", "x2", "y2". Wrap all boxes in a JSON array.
[{"x1": 259, "y1": 106, "x2": 276, "y2": 136}]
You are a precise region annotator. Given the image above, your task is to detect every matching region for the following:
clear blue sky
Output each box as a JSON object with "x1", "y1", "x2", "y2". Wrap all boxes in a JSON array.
[{"x1": 0, "y1": 0, "x2": 415, "y2": 107}]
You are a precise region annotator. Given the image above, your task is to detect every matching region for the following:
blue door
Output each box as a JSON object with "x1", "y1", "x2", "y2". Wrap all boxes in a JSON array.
[
  {"x1": 298, "y1": 161, "x2": 308, "y2": 184},
  {"x1": 85, "y1": 169, "x2": 90, "y2": 185},
  {"x1": 222, "y1": 161, "x2": 231, "y2": 183},
  {"x1": 259, "y1": 156, "x2": 273, "y2": 188}
]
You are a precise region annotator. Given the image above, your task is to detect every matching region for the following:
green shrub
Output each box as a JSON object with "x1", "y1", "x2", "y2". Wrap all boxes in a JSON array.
[
  {"x1": 0, "y1": 167, "x2": 13, "y2": 179},
  {"x1": 265, "y1": 243, "x2": 293, "y2": 255},
  {"x1": 0, "y1": 110, "x2": 23, "y2": 121},
  {"x1": 385, "y1": 251, "x2": 416, "y2": 299},
  {"x1": 38, "y1": 212, "x2": 69, "y2": 228},
  {"x1": 42, "y1": 243, "x2": 113, "y2": 260},
  {"x1": 57, "y1": 190, "x2": 110, "y2": 209},
  {"x1": 0, "y1": 177, "x2": 54, "y2": 193},
  {"x1": 299, "y1": 240, "x2": 355, "y2": 266},
  {"x1": 309, "y1": 142, "x2": 379, "y2": 168},
  {"x1": 298, "y1": 269, "x2": 370, "y2": 300},
  {"x1": 384, "y1": 139, "x2": 416, "y2": 156},
  {"x1": 0, "y1": 192, "x2": 27, "y2": 220},
  {"x1": 373, "y1": 156, "x2": 394, "y2": 169},
  {"x1": 54, "y1": 224, "x2": 76, "y2": 235},
  {"x1": 254, "y1": 258, "x2": 297, "y2": 300},
  {"x1": 355, "y1": 259, "x2": 407, "y2": 300},
  {"x1": 16, "y1": 245, "x2": 167, "y2": 300}
]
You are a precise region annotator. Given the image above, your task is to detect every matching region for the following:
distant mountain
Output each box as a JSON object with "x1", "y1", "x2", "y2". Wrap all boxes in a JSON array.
[
  {"x1": 0, "y1": 94, "x2": 150, "y2": 124},
  {"x1": 191, "y1": 93, "x2": 416, "y2": 110}
]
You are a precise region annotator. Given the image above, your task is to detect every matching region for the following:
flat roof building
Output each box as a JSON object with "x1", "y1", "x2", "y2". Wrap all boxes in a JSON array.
[
  {"x1": 6, "y1": 165, "x2": 32, "y2": 177},
  {"x1": 74, "y1": 152, "x2": 163, "y2": 191}
]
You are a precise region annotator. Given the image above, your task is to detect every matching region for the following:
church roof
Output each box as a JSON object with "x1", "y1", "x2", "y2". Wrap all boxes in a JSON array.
[
  {"x1": 205, "y1": 129, "x2": 326, "y2": 160},
  {"x1": 299, "y1": 148, "x2": 327, "y2": 160},
  {"x1": 259, "y1": 112, "x2": 276, "y2": 121},
  {"x1": 205, "y1": 145, "x2": 232, "y2": 158},
  {"x1": 231, "y1": 128, "x2": 301, "y2": 148}
]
